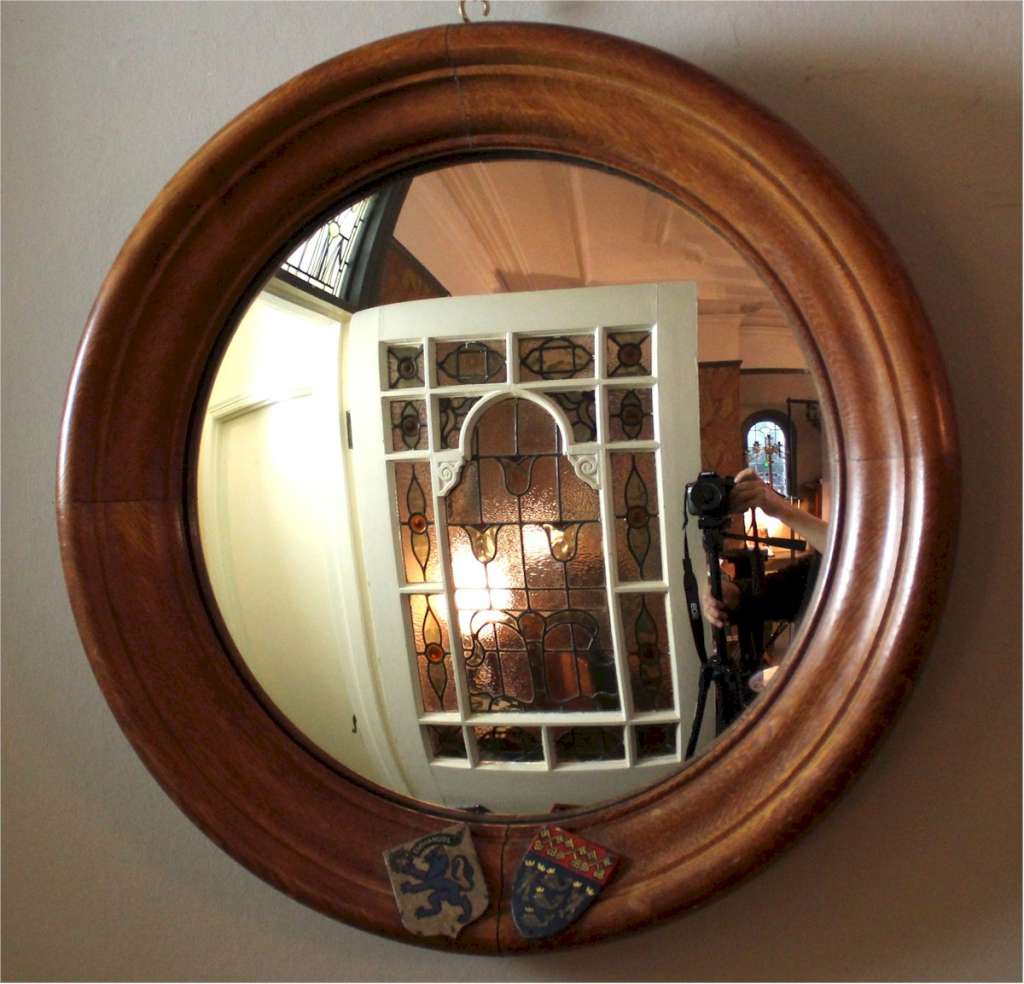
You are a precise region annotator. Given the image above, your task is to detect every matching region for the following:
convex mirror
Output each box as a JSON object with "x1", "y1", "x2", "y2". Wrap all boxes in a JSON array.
[
  {"x1": 195, "y1": 159, "x2": 833, "y2": 816},
  {"x1": 58, "y1": 23, "x2": 958, "y2": 951}
]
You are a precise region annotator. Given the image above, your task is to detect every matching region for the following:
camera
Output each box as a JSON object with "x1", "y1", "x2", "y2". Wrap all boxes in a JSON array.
[{"x1": 686, "y1": 471, "x2": 734, "y2": 524}]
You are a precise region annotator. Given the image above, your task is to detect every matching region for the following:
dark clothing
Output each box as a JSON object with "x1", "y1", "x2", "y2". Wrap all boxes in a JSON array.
[{"x1": 736, "y1": 554, "x2": 819, "y2": 626}]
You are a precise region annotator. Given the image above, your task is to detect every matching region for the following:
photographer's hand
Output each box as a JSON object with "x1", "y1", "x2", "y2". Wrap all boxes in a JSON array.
[
  {"x1": 730, "y1": 468, "x2": 829, "y2": 553},
  {"x1": 702, "y1": 577, "x2": 741, "y2": 628}
]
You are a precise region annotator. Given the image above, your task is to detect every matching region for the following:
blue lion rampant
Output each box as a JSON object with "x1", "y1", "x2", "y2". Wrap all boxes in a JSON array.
[{"x1": 391, "y1": 845, "x2": 477, "y2": 923}]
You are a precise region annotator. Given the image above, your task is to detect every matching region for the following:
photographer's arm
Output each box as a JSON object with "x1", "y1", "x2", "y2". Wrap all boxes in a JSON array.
[{"x1": 730, "y1": 468, "x2": 829, "y2": 553}]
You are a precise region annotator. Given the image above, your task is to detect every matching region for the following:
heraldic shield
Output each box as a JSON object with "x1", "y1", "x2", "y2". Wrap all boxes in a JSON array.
[
  {"x1": 511, "y1": 826, "x2": 619, "y2": 938},
  {"x1": 383, "y1": 824, "x2": 489, "y2": 938}
]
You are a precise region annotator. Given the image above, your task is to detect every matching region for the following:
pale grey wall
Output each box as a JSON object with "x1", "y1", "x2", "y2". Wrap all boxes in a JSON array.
[{"x1": 3, "y1": 2, "x2": 1020, "y2": 980}]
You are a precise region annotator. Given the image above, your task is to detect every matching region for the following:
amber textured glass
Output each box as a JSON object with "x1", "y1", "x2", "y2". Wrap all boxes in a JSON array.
[
  {"x1": 608, "y1": 387, "x2": 654, "y2": 441},
  {"x1": 444, "y1": 397, "x2": 619, "y2": 713},
  {"x1": 388, "y1": 398, "x2": 428, "y2": 451},
  {"x1": 393, "y1": 461, "x2": 439, "y2": 583},
  {"x1": 435, "y1": 339, "x2": 507, "y2": 386},
  {"x1": 518, "y1": 334, "x2": 594, "y2": 381},
  {"x1": 620, "y1": 592, "x2": 674, "y2": 712},
  {"x1": 548, "y1": 389, "x2": 597, "y2": 442},
  {"x1": 386, "y1": 343, "x2": 424, "y2": 389},
  {"x1": 406, "y1": 594, "x2": 458, "y2": 713},
  {"x1": 437, "y1": 396, "x2": 480, "y2": 449},
  {"x1": 606, "y1": 328, "x2": 652, "y2": 378},
  {"x1": 611, "y1": 452, "x2": 662, "y2": 581}
]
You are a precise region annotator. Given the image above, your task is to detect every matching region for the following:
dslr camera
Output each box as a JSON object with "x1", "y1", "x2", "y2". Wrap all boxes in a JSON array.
[{"x1": 686, "y1": 470, "x2": 735, "y2": 526}]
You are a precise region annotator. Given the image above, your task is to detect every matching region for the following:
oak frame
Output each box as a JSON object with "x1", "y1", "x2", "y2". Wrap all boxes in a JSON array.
[{"x1": 57, "y1": 23, "x2": 958, "y2": 953}]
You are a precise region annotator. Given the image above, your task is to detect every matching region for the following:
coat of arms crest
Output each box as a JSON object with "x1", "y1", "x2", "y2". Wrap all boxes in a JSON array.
[
  {"x1": 383, "y1": 824, "x2": 489, "y2": 938},
  {"x1": 511, "y1": 826, "x2": 619, "y2": 938}
]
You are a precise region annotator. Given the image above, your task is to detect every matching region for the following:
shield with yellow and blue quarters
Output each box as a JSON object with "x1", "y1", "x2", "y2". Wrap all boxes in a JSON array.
[{"x1": 511, "y1": 826, "x2": 619, "y2": 938}]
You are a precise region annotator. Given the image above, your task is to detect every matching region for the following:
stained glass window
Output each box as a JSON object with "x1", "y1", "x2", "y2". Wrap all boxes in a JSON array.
[
  {"x1": 386, "y1": 344, "x2": 424, "y2": 390},
  {"x1": 607, "y1": 388, "x2": 654, "y2": 441},
  {"x1": 611, "y1": 452, "x2": 662, "y2": 581},
  {"x1": 518, "y1": 335, "x2": 594, "y2": 381},
  {"x1": 446, "y1": 398, "x2": 619, "y2": 713},
  {"x1": 745, "y1": 417, "x2": 788, "y2": 495},
  {"x1": 425, "y1": 725, "x2": 467, "y2": 759},
  {"x1": 635, "y1": 723, "x2": 677, "y2": 759},
  {"x1": 548, "y1": 390, "x2": 597, "y2": 442},
  {"x1": 393, "y1": 461, "x2": 439, "y2": 582},
  {"x1": 388, "y1": 399, "x2": 427, "y2": 451},
  {"x1": 437, "y1": 396, "x2": 480, "y2": 449},
  {"x1": 552, "y1": 727, "x2": 625, "y2": 763},
  {"x1": 406, "y1": 594, "x2": 458, "y2": 712},
  {"x1": 280, "y1": 198, "x2": 371, "y2": 300},
  {"x1": 362, "y1": 310, "x2": 696, "y2": 780},
  {"x1": 620, "y1": 592, "x2": 674, "y2": 712},
  {"x1": 606, "y1": 329, "x2": 652, "y2": 377},
  {"x1": 435, "y1": 339, "x2": 507, "y2": 386},
  {"x1": 474, "y1": 726, "x2": 544, "y2": 763}
]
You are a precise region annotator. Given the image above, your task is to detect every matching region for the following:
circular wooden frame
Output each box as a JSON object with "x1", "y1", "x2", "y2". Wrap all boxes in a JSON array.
[{"x1": 57, "y1": 24, "x2": 958, "y2": 952}]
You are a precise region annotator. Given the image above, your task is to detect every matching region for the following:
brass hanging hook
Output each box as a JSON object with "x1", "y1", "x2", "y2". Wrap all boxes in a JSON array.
[{"x1": 458, "y1": 0, "x2": 491, "y2": 23}]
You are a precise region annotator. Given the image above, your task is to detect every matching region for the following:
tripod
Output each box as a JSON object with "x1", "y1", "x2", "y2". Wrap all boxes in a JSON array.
[{"x1": 682, "y1": 510, "x2": 806, "y2": 760}]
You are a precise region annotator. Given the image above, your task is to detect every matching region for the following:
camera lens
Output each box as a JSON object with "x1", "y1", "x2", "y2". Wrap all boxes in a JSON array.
[{"x1": 692, "y1": 482, "x2": 721, "y2": 510}]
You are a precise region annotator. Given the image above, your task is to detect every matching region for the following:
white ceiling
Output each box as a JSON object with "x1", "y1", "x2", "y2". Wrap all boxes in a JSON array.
[{"x1": 394, "y1": 159, "x2": 808, "y2": 369}]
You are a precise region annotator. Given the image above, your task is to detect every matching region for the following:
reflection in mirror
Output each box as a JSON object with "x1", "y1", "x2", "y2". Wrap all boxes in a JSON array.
[{"x1": 196, "y1": 160, "x2": 832, "y2": 815}]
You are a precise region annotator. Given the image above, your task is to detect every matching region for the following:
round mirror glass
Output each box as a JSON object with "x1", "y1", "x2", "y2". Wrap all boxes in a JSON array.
[{"x1": 195, "y1": 158, "x2": 832, "y2": 816}]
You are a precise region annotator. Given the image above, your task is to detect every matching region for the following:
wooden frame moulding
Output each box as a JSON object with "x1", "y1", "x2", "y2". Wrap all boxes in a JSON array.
[{"x1": 56, "y1": 23, "x2": 959, "y2": 953}]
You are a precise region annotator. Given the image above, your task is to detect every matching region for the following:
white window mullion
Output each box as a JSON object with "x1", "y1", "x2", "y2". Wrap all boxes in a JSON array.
[
  {"x1": 540, "y1": 728, "x2": 556, "y2": 770},
  {"x1": 423, "y1": 337, "x2": 476, "y2": 730},
  {"x1": 613, "y1": 580, "x2": 670, "y2": 594},
  {"x1": 433, "y1": 496, "x2": 475, "y2": 724},
  {"x1": 594, "y1": 328, "x2": 637, "y2": 752}
]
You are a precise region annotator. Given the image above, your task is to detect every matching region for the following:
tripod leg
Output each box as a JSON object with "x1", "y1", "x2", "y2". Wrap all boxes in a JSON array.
[{"x1": 685, "y1": 665, "x2": 712, "y2": 759}]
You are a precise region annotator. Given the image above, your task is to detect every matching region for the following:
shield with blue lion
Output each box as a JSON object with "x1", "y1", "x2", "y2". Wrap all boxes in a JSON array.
[
  {"x1": 384, "y1": 824, "x2": 489, "y2": 938},
  {"x1": 511, "y1": 826, "x2": 619, "y2": 938}
]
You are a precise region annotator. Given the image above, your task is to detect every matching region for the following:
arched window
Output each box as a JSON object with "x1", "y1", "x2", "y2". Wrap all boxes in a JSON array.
[
  {"x1": 743, "y1": 411, "x2": 793, "y2": 496},
  {"x1": 279, "y1": 198, "x2": 373, "y2": 301}
]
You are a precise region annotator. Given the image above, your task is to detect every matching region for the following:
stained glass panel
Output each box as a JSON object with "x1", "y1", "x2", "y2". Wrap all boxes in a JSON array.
[
  {"x1": 437, "y1": 396, "x2": 480, "y2": 449},
  {"x1": 393, "y1": 461, "x2": 440, "y2": 582},
  {"x1": 518, "y1": 334, "x2": 594, "y2": 381},
  {"x1": 406, "y1": 594, "x2": 458, "y2": 713},
  {"x1": 620, "y1": 593, "x2": 674, "y2": 712},
  {"x1": 280, "y1": 198, "x2": 369, "y2": 299},
  {"x1": 446, "y1": 398, "x2": 619, "y2": 713},
  {"x1": 435, "y1": 339, "x2": 507, "y2": 386},
  {"x1": 606, "y1": 329, "x2": 652, "y2": 377},
  {"x1": 425, "y1": 725, "x2": 467, "y2": 759},
  {"x1": 548, "y1": 390, "x2": 597, "y2": 442},
  {"x1": 635, "y1": 723, "x2": 677, "y2": 759},
  {"x1": 607, "y1": 387, "x2": 654, "y2": 442},
  {"x1": 473, "y1": 726, "x2": 544, "y2": 763},
  {"x1": 745, "y1": 419, "x2": 788, "y2": 495},
  {"x1": 388, "y1": 399, "x2": 427, "y2": 451},
  {"x1": 552, "y1": 727, "x2": 625, "y2": 763},
  {"x1": 386, "y1": 343, "x2": 424, "y2": 390},
  {"x1": 611, "y1": 452, "x2": 663, "y2": 581}
]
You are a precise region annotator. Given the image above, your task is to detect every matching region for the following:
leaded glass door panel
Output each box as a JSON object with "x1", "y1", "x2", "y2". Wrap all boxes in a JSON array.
[{"x1": 347, "y1": 283, "x2": 710, "y2": 812}]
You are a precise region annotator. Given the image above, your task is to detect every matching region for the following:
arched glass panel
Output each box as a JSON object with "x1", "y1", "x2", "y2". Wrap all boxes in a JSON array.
[
  {"x1": 745, "y1": 418, "x2": 788, "y2": 495},
  {"x1": 445, "y1": 397, "x2": 618, "y2": 714},
  {"x1": 280, "y1": 198, "x2": 372, "y2": 300}
]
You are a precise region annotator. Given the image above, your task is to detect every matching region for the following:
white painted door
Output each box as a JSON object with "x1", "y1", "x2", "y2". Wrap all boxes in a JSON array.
[
  {"x1": 197, "y1": 291, "x2": 405, "y2": 794},
  {"x1": 347, "y1": 283, "x2": 712, "y2": 813}
]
